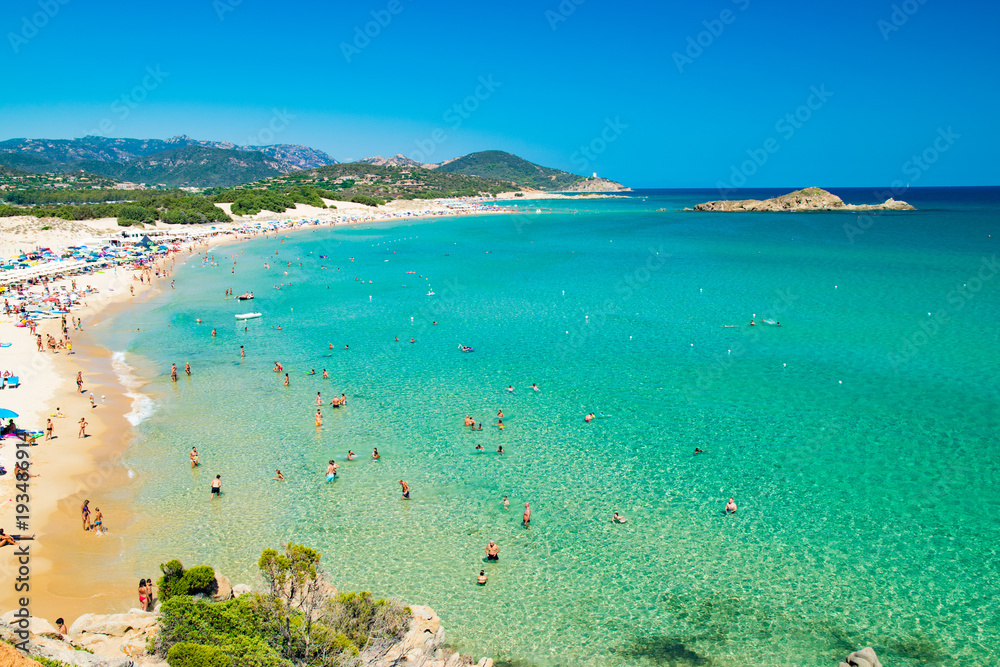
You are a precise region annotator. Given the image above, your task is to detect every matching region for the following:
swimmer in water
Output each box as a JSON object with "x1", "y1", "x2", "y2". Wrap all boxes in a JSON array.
[
  {"x1": 497, "y1": 409, "x2": 504, "y2": 419},
  {"x1": 725, "y1": 498, "x2": 737, "y2": 514},
  {"x1": 372, "y1": 447, "x2": 380, "y2": 460},
  {"x1": 506, "y1": 385, "x2": 514, "y2": 393},
  {"x1": 497, "y1": 444, "x2": 504, "y2": 454},
  {"x1": 613, "y1": 512, "x2": 628, "y2": 524},
  {"x1": 694, "y1": 448, "x2": 708, "y2": 454},
  {"x1": 347, "y1": 450, "x2": 356, "y2": 460},
  {"x1": 503, "y1": 495, "x2": 509, "y2": 509},
  {"x1": 308, "y1": 369, "x2": 316, "y2": 376},
  {"x1": 410, "y1": 338, "x2": 415, "y2": 343},
  {"x1": 274, "y1": 362, "x2": 282, "y2": 372},
  {"x1": 273, "y1": 469, "x2": 285, "y2": 481},
  {"x1": 322, "y1": 369, "x2": 329, "y2": 379},
  {"x1": 530, "y1": 383, "x2": 540, "y2": 391},
  {"x1": 475, "y1": 443, "x2": 485, "y2": 451},
  {"x1": 477, "y1": 570, "x2": 487, "y2": 585},
  {"x1": 584, "y1": 413, "x2": 595, "y2": 423},
  {"x1": 498, "y1": 420, "x2": 504, "y2": 431}
]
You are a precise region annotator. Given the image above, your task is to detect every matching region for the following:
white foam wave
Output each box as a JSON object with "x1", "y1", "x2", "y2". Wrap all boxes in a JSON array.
[{"x1": 111, "y1": 351, "x2": 156, "y2": 426}]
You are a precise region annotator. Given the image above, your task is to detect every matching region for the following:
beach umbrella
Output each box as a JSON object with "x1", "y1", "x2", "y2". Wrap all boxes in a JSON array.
[{"x1": 0, "y1": 408, "x2": 19, "y2": 419}]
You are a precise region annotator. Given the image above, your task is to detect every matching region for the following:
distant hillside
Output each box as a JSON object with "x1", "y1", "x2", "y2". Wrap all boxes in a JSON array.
[
  {"x1": 74, "y1": 146, "x2": 287, "y2": 188},
  {"x1": 0, "y1": 136, "x2": 337, "y2": 186},
  {"x1": 0, "y1": 163, "x2": 28, "y2": 177},
  {"x1": 433, "y1": 150, "x2": 581, "y2": 191},
  {"x1": 358, "y1": 154, "x2": 428, "y2": 168},
  {"x1": 230, "y1": 162, "x2": 517, "y2": 200}
]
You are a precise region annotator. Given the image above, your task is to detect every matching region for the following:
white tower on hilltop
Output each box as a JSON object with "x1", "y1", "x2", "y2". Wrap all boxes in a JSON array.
[{"x1": 592, "y1": 172, "x2": 597, "y2": 178}]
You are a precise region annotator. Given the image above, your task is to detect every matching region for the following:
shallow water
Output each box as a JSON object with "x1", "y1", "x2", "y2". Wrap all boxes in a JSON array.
[{"x1": 102, "y1": 189, "x2": 999, "y2": 666}]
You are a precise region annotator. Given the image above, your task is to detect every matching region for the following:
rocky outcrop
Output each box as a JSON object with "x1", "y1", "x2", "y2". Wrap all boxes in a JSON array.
[
  {"x1": 211, "y1": 572, "x2": 233, "y2": 602},
  {"x1": 840, "y1": 647, "x2": 882, "y2": 667},
  {"x1": 361, "y1": 605, "x2": 491, "y2": 667},
  {"x1": 2, "y1": 610, "x2": 164, "y2": 667},
  {"x1": 561, "y1": 177, "x2": 630, "y2": 193},
  {"x1": 688, "y1": 187, "x2": 914, "y2": 212}
]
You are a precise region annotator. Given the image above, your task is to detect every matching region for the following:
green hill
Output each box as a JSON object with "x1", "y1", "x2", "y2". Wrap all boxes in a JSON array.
[
  {"x1": 233, "y1": 162, "x2": 518, "y2": 200},
  {"x1": 73, "y1": 146, "x2": 287, "y2": 188},
  {"x1": 435, "y1": 150, "x2": 584, "y2": 191}
]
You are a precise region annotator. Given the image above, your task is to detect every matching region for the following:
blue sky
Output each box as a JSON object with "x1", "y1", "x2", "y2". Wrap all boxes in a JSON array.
[{"x1": 1, "y1": 0, "x2": 998, "y2": 187}]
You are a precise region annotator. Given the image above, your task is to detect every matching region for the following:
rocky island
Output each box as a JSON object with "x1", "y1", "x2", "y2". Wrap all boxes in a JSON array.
[{"x1": 687, "y1": 187, "x2": 914, "y2": 212}]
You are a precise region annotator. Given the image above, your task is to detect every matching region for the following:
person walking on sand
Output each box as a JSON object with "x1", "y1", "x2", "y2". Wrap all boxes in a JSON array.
[
  {"x1": 523, "y1": 502, "x2": 531, "y2": 528},
  {"x1": 76, "y1": 371, "x2": 83, "y2": 393},
  {"x1": 211, "y1": 475, "x2": 222, "y2": 498},
  {"x1": 190, "y1": 447, "x2": 199, "y2": 468},
  {"x1": 45, "y1": 418, "x2": 53, "y2": 440},
  {"x1": 78, "y1": 417, "x2": 88, "y2": 438},
  {"x1": 81, "y1": 499, "x2": 92, "y2": 531},
  {"x1": 399, "y1": 480, "x2": 410, "y2": 499}
]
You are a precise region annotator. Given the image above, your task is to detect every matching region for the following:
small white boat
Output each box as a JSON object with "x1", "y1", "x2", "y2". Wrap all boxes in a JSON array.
[{"x1": 235, "y1": 312, "x2": 261, "y2": 320}]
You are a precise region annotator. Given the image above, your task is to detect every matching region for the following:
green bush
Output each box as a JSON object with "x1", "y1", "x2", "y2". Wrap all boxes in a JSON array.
[
  {"x1": 167, "y1": 642, "x2": 232, "y2": 667},
  {"x1": 350, "y1": 195, "x2": 385, "y2": 207},
  {"x1": 181, "y1": 565, "x2": 217, "y2": 595},
  {"x1": 157, "y1": 560, "x2": 215, "y2": 602}
]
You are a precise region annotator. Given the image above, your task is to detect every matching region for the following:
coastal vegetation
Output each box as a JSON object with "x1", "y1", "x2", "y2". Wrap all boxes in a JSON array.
[{"x1": 155, "y1": 544, "x2": 409, "y2": 667}]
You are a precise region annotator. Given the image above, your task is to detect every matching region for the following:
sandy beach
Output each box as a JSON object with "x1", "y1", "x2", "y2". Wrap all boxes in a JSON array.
[{"x1": 0, "y1": 195, "x2": 523, "y2": 622}]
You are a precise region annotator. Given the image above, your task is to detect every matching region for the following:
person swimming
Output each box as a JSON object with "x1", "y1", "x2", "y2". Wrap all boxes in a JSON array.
[
  {"x1": 584, "y1": 413, "x2": 595, "y2": 422},
  {"x1": 273, "y1": 469, "x2": 285, "y2": 481},
  {"x1": 613, "y1": 512, "x2": 628, "y2": 524},
  {"x1": 725, "y1": 498, "x2": 737, "y2": 514},
  {"x1": 372, "y1": 447, "x2": 380, "y2": 460},
  {"x1": 475, "y1": 443, "x2": 485, "y2": 451},
  {"x1": 477, "y1": 570, "x2": 487, "y2": 585},
  {"x1": 347, "y1": 450, "x2": 356, "y2": 460},
  {"x1": 694, "y1": 448, "x2": 708, "y2": 454}
]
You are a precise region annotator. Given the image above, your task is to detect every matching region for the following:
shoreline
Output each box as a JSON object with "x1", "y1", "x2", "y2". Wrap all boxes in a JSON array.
[{"x1": 0, "y1": 200, "x2": 527, "y2": 623}]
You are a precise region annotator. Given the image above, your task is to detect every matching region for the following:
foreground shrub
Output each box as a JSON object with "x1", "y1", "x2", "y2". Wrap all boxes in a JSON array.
[{"x1": 166, "y1": 642, "x2": 232, "y2": 667}]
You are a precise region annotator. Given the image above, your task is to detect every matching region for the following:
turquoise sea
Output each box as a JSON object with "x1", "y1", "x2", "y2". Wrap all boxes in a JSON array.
[{"x1": 97, "y1": 189, "x2": 999, "y2": 666}]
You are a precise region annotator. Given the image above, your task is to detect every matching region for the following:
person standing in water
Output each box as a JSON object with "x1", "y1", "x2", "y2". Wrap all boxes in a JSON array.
[
  {"x1": 326, "y1": 460, "x2": 338, "y2": 481},
  {"x1": 315, "y1": 409, "x2": 322, "y2": 427},
  {"x1": 211, "y1": 475, "x2": 222, "y2": 498},
  {"x1": 185, "y1": 362, "x2": 191, "y2": 376},
  {"x1": 399, "y1": 480, "x2": 410, "y2": 499},
  {"x1": 725, "y1": 498, "x2": 737, "y2": 514},
  {"x1": 171, "y1": 364, "x2": 178, "y2": 381},
  {"x1": 372, "y1": 447, "x2": 380, "y2": 460},
  {"x1": 523, "y1": 502, "x2": 531, "y2": 528},
  {"x1": 284, "y1": 373, "x2": 289, "y2": 387},
  {"x1": 190, "y1": 447, "x2": 199, "y2": 468},
  {"x1": 503, "y1": 495, "x2": 509, "y2": 509}
]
